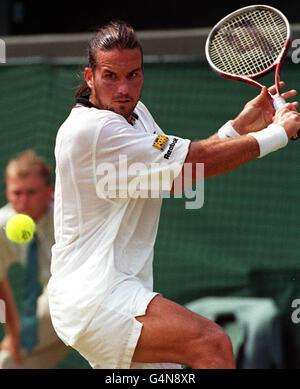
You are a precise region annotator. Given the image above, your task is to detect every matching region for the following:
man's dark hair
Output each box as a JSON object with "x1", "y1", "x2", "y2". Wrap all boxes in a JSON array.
[{"x1": 76, "y1": 20, "x2": 143, "y2": 98}]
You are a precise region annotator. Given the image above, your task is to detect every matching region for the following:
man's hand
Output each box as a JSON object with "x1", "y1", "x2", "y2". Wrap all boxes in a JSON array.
[
  {"x1": 232, "y1": 82, "x2": 298, "y2": 134},
  {"x1": 273, "y1": 103, "x2": 300, "y2": 139}
]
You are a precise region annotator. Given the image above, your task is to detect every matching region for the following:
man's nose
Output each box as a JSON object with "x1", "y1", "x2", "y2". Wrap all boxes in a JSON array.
[
  {"x1": 17, "y1": 194, "x2": 30, "y2": 209},
  {"x1": 117, "y1": 79, "x2": 130, "y2": 95}
]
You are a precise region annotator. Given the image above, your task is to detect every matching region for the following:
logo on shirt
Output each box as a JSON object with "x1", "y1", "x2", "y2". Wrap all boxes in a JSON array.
[
  {"x1": 152, "y1": 135, "x2": 169, "y2": 152},
  {"x1": 164, "y1": 138, "x2": 178, "y2": 160}
]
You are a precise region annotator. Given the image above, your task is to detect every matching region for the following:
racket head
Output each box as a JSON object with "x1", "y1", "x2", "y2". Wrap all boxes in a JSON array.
[{"x1": 205, "y1": 5, "x2": 291, "y2": 82}]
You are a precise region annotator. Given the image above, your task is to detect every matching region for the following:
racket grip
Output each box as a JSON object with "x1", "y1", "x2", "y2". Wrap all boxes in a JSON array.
[
  {"x1": 273, "y1": 96, "x2": 286, "y2": 110},
  {"x1": 273, "y1": 96, "x2": 300, "y2": 141}
]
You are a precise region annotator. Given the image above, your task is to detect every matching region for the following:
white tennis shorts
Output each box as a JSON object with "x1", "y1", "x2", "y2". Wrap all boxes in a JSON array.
[{"x1": 72, "y1": 279, "x2": 182, "y2": 369}]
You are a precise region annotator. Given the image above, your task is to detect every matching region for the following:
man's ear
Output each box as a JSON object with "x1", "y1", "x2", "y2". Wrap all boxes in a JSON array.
[{"x1": 84, "y1": 67, "x2": 93, "y2": 89}]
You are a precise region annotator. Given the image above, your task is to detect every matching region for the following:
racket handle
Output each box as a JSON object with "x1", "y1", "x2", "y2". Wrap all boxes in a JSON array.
[
  {"x1": 273, "y1": 96, "x2": 286, "y2": 110},
  {"x1": 273, "y1": 96, "x2": 300, "y2": 141}
]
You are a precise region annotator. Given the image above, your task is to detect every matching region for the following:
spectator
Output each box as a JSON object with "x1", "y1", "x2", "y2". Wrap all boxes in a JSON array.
[{"x1": 0, "y1": 150, "x2": 70, "y2": 368}]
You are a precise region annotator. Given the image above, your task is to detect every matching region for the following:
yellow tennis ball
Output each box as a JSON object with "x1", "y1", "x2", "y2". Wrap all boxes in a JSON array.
[{"x1": 5, "y1": 214, "x2": 36, "y2": 244}]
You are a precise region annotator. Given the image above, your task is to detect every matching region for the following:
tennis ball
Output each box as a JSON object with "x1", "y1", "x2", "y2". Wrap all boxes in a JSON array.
[{"x1": 5, "y1": 214, "x2": 36, "y2": 244}]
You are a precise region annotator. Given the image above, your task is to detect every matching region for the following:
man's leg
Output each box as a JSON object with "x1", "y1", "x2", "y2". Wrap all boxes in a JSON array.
[{"x1": 133, "y1": 295, "x2": 236, "y2": 369}]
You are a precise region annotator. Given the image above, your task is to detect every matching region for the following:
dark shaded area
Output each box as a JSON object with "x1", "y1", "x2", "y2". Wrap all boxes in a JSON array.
[{"x1": 1, "y1": 0, "x2": 300, "y2": 35}]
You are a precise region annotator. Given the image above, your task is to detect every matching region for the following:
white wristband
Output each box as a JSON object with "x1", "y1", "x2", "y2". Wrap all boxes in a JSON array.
[
  {"x1": 218, "y1": 121, "x2": 241, "y2": 139},
  {"x1": 247, "y1": 124, "x2": 288, "y2": 158}
]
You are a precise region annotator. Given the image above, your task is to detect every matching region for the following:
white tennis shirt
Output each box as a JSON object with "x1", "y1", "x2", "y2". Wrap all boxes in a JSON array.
[{"x1": 48, "y1": 101, "x2": 190, "y2": 345}]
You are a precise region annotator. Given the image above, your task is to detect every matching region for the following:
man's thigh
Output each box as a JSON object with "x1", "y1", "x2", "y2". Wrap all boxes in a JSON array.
[{"x1": 132, "y1": 295, "x2": 218, "y2": 366}]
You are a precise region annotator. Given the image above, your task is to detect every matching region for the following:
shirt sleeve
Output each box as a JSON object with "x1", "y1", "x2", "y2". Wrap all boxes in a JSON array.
[{"x1": 95, "y1": 115, "x2": 191, "y2": 198}]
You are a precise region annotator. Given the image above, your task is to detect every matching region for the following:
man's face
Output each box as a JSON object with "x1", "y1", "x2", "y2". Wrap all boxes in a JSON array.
[
  {"x1": 6, "y1": 174, "x2": 53, "y2": 222},
  {"x1": 85, "y1": 48, "x2": 144, "y2": 122}
]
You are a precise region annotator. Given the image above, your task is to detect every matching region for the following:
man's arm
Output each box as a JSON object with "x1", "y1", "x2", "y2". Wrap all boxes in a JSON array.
[
  {"x1": 186, "y1": 135, "x2": 259, "y2": 178},
  {"x1": 207, "y1": 84, "x2": 298, "y2": 141},
  {"x1": 180, "y1": 88, "x2": 300, "y2": 185},
  {"x1": 0, "y1": 278, "x2": 23, "y2": 364}
]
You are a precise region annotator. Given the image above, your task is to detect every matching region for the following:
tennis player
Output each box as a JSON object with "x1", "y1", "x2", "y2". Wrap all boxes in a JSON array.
[{"x1": 48, "y1": 21, "x2": 300, "y2": 369}]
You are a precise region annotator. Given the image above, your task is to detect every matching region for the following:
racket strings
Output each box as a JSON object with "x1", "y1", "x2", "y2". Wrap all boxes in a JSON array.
[{"x1": 209, "y1": 9, "x2": 287, "y2": 76}]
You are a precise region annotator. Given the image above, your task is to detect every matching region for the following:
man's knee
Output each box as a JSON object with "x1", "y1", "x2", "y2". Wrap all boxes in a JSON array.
[
  {"x1": 210, "y1": 325, "x2": 235, "y2": 357},
  {"x1": 187, "y1": 320, "x2": 236, "y2": 369}
]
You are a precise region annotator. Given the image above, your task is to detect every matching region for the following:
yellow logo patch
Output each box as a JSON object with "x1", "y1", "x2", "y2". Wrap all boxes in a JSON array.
[{"x1": 152, "y1": 135, "x2": 169, "y2": 152}]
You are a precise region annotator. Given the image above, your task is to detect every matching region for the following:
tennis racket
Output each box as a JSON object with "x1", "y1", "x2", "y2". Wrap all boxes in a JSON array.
[{"x1": 205, "y1": 5, "x2": 298, "y2": 139}]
